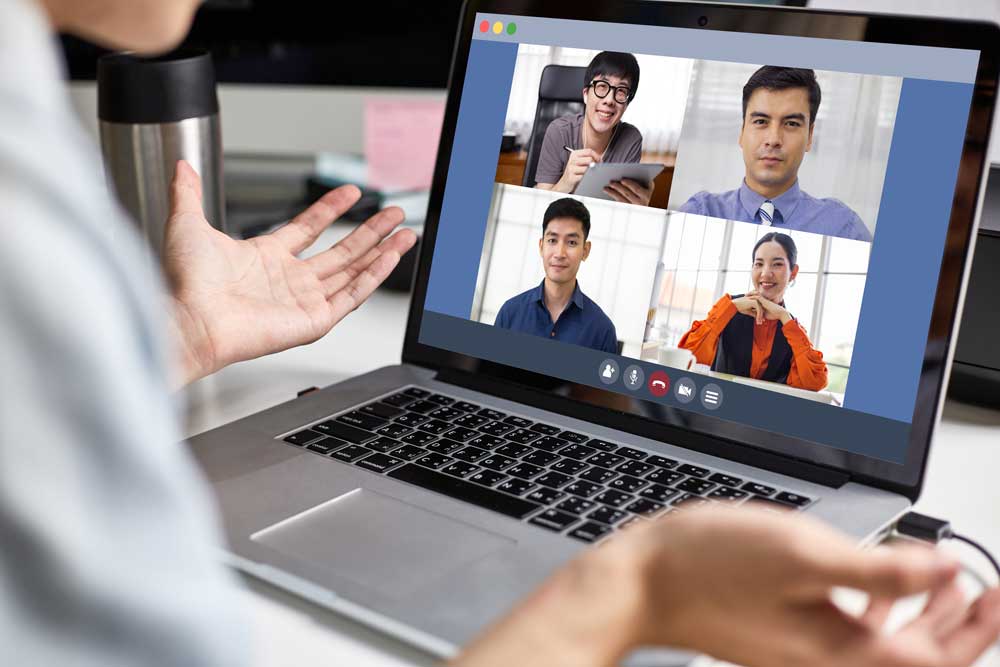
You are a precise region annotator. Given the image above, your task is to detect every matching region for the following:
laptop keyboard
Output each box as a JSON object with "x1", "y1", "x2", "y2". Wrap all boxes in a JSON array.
[{"x1": 279, "y1": 386, "x2": 816, "y2": 543}]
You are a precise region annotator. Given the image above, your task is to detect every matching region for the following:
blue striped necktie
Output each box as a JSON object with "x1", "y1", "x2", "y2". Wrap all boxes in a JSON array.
[{"x1": 759, "y1": 200, "x2": 775, "y2": 226}]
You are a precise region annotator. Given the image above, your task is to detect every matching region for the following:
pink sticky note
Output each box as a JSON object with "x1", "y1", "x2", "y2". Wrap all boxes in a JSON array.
[{"x1": 364, "y1": 98, "x2": 445, "y2": 192}]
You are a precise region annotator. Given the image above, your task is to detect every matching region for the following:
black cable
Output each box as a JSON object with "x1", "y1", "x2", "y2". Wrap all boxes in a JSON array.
[{"x1": 951, "y1": 533, "x2": 1000, "y2": 582}]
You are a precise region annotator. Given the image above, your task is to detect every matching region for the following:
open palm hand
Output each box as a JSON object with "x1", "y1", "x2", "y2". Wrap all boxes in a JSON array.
[{"x1": 165, "y1": 161, "x2": 417, "y2": 385}]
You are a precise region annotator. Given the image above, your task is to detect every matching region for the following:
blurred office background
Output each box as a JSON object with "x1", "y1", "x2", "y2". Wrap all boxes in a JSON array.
[
  {"x1": 668, "y1": 61, "x2": 901, "y2": 236},
  {"x1": 471, "y1": 185, "x2": 666, "y2": 358}
]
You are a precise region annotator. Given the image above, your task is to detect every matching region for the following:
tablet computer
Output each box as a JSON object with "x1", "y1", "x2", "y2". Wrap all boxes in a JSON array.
[{"x1": 574, "y1": 162, "x2": 665, "y2": 200}]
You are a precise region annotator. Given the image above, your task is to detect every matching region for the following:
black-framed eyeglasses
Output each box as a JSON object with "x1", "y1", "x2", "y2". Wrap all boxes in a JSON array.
[{"x1": 588, "y1": 79, "x2": 632, "y2": 104}]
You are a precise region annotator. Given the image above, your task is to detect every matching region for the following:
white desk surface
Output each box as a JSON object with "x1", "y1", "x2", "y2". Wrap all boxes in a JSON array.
[{"x1": 182, "y1": 227, "x2": 1000, "y2": 667}]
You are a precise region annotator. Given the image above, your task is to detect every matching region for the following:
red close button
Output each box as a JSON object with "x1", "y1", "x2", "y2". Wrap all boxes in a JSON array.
[{"x1": 648, "y1": 371, "x2": 670, "y2": 397}]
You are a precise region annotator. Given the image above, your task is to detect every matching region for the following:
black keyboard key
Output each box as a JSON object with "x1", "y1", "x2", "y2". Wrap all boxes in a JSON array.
[
  {"x1": 527, "y1": 487, "x2": 565, "y2": 505},
  {"x1": 480, "y1": 421, "x2": 516, "y2": 437},
  {"x1": 403, "y1": 387, "x2": 430, "y2": 398},
  {"x1": 675, "y1": 478, "x2": 716, "y2": 495},
  {"x1": 316, "y1": 420, "x2": 378, "y2": 444},
  {"x1": 625, "y1": 498, "x2": 664, "y2": 516},
  {"x1": 639, "y1": 484, "x2": 679, "y2": 503},
  {"x1": 477, "y1": 408, "x2": 506, "y2": 421},
  {"x1": 587, "y1": 451, "x2": 625, "y2": 468},
  {"x1": 496, "y1": 478, "x2": 535, "y2": 496},
  {"x1": 609, "y1": 475, "x2": 649, "y2": 494},
  {"x1": 406, "y1": 399, "x2": 439, "y2": 414},
  {"x1": 400, "y1": 431, "x2": 436, "y2": 446},
  {"x1": 529, "y1": 509, "x2": 579, "y2": 532},
  {"x1": 307, "y1": 437, "x2": 347, "y2": 454},
  {"x1": 558, "y1": 431, "x2": 589, "y2": 444},
  {"x1": 550, "y1": 458, "x2": 588, "y2": 476},
  {"x1": 392, "y1": 444, "x2": 427, "y2": 461},
  {"x1": 508, "y1": 463, "x2": 545, "y2": 480},
  {"x1": 741, "y1": 482, "x2": 777, "y2": 497},
  {"x1": 532, "y1": 436, "x2": 569, "y2": 453},
  {"x1": 495, "y1": 442, "x2": 532, "y2": 458},
  {"x1": 775, "y1": 491, "x2": 812, "y2": 507},
  {"x1": 707, "y1": 487, "x2": 748, "y2": 501},
  {"x1": 503, "y1": 416, "x2": 533, "y2": 428},
  {"x1": 646, "y1": 455, "x2": 678, "y2": 469},
  {"x1": 535, "y1": 471, "x2": 574, "y2": 489},
  {"x1": 429, "y1": 407, "x2": 463, "y2": 421},
  {"x1": 427, "y1": 394, "x2": 454, "y2": 406},
  {"x1": 453, "y1": 401, "x2": 480, "y2": 413},
  {"x1": 578, "y1": 466, "x2": 618, "y2": 484},
  {"x1": 468, "y1": 470, "x2": 507, "y2": 487},
  {"x1": 568, "y1": 522, "x2": 612, "y2": 543},
  {"x1": 588, "y1": 506, "x2": 628, "y2": 525},
  {"x1": 709, "y1": 472, "x2": 744, "y2": 488},
  {"x1": 376, "y1": 423, "x2": 412, "y2": 439},
  {"x1": 480, "y1": 455, "x2": 518, "y2": 471},
  {"x1": 418, "y1": 419, "x2": 452, "y2": 435},
  {"x1": 442, "y1": 426, "x2": 479, "y2": 443},
  {"x1": 442, "y1": 461, "x2": 480, "y2": 478},
  {"x1": 469, "y1": 434, "x2": 505, "y2": 449},
  {"x1": 331, "y1": 444, "x2": 371, "y2": 462},
  {"x1": 394, "y1": 412, "x2": 429, "y2": 427},
  {"x1": 389, "y1": 464, "x2": 540, "y2": 519},
  {"x1": 453, "y1": 446, "x2": 490, "y2": 463},
  {"x1": 559, "y1": 444, "x2": 598, "y2": 461},
  {"x1": 595, "y1": 489, "x2": 632, "y2": 507},
  {"x1": 382, "y1": 392, "x2": 416, "y2": 408},
  {"x1": 356, "y1": 453, "x2": 404, "y2": 473},
  {"x1": 616, "y1": 446, "x2": 647, "y2": 460},
  {"x1": 530, "y1": 423, "x2": 561, "y2": 436},
  {"x1": 646, "y1": 468, "x2": 684, "y2": 485},
  {"x1": 565, "y1": 480, "x2": 603, "y2": 498},
  {"x1": 587, "y1": 439, "x2": 618, "y2": 452},
  {"x1": 556, "y1": 497, "x2": 597, "y2": 516},
  {"x1": 416, "y1": 452, "x2": 453, "y2": 469},
  {"x1": 506, "y1": 428, "x2": 541, "y2": 445},
  {"x1": 361, "y1": 402, "x2": 405, "y2": 419},
  {"x1": 425, "y1": 439, "x2": 464, "y2": 455},
  {"x1": 677, "y1": 463, "x2": 711, "y2": 478},
  {"x1": 284, "y1": 429, "x2": 323, "y2": 446},
  {"x1": 454, "y1": 414, "x2": 489, "y2": 429},
  {"x1": 617, "y1": 460, "x2": 654, "y2": 477},
  {"x1": 746, "y1": 496, "x2": 794, "y2": 511},
  {"x1": 365, "y1": 436, "x2": 403, "y2": 453},
  {"x1": 522, "y1": 450, "x2": 560, "y2": 466},
  {"x1": 337, "y1": 411, "x2": 387, "y2": 431}
]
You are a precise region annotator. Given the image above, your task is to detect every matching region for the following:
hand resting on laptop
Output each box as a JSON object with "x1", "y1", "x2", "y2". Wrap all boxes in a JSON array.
[{"x1": 452, "y1": 505, "x2": 1000, "y2": 667}]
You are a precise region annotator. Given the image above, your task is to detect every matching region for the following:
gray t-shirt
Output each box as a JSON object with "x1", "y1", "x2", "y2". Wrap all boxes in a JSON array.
[
  {"x1": 533, "y1": 112, "x2": 643, "y2": 187},
  {"x1": 0, "y1": 0, "x2": 248, "y2": 664}
]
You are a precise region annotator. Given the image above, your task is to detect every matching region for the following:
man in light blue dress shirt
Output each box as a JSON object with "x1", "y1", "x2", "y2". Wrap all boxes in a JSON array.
[{"x1": 680, "y1": 66, "x2": 873, "y2": 242}]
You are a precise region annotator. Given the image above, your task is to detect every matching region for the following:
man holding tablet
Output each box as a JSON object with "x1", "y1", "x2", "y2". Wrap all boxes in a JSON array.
[{"x1": 534, "y1": 51, "x2": 653, "y2": 206}]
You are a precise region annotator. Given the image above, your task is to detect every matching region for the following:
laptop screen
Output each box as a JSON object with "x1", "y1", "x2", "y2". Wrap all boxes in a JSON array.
[{"x1": 416, "y1": 11, "x2": 982, "y2": 466}]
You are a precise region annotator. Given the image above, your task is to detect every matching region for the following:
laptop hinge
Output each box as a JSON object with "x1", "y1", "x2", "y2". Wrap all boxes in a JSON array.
[{"x1": 435, "y1": 368, "x2": 850, "y2": 489}]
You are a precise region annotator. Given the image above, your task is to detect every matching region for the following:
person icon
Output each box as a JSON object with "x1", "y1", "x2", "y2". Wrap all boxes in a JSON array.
[{"x1": 603, "y1": 364, "x2": 615, "y2": 378}]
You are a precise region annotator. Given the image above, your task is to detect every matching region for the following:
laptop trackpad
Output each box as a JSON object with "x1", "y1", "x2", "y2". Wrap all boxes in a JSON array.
[{"x1": 251, "y1": 488, "x2": 515, "y2": 599}]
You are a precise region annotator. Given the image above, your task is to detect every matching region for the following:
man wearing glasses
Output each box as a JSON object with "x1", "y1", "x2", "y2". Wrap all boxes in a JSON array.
[{"x1": 534, "y1": 51, "x2": 652, "y2": 206}]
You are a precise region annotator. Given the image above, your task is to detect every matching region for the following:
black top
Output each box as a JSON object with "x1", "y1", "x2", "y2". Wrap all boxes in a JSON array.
[
  {"x1": 711, "y1": 295, "x2": 793, "y2": 384},
  {"x1": 97, "y1": 50, "x2": 218, "y2": 124}
]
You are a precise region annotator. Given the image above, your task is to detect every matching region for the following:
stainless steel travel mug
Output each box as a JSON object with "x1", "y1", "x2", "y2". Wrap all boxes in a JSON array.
[{"x1": 98, "y1": 50, "x2": 226, "y2": 259}]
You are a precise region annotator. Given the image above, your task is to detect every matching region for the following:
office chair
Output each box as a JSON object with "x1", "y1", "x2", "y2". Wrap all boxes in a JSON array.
[{"x1": 522, "y1": 65, "x2": 586, "y2": 188}]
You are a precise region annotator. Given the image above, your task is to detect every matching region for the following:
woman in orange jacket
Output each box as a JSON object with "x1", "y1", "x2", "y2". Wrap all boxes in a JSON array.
[{"x1": 678, "y1": 232, "x2": 828, "y2": 391}]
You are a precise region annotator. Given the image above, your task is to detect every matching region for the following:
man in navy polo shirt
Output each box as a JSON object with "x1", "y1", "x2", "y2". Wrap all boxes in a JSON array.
[{"x1": 495, "y1": 198, "x2": 618, "y2": 354}]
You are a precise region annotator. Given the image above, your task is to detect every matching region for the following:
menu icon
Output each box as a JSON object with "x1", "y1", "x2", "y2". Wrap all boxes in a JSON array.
[{"x1": 700, "y1": 383, "x2": 723, "y2": 410}]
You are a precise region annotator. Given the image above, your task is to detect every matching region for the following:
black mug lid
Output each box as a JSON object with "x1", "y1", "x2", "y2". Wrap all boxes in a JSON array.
[{"x1": 98, "y1": 49, "x2": 219, "y2": 124}]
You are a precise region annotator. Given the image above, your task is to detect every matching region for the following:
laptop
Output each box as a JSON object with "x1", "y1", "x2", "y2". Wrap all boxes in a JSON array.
[{"x1": 187, "y1": 0, "x2": 999, "y2": 661}]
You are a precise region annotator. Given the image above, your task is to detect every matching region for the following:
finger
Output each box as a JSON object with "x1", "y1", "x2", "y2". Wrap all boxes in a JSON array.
[
  {"x1": 811, "y1": 544, "x2": 959, "y2": 599},
  {"x1": 321, "y1": 229, "x2": 417, "y2": 297},
  {"x1": 170, "y1": 160, "x2": 205, "y2": 217},
  {"x1": 910, "y1": 580, "x2": 968, "y2": 639},
  {"x1": 306, "y1": 206, "x2": 406, "y2": 279},
  {"x1": 272, "y1": 185, "x2": 364, "y2": 255},
  {"x1": 604, "y1": 184, "x2": 630, "y2": 204},
  {"x1": 618, "y1": 179, "x2": 643, "y2": 198},
  {"x1": 327, "y1": 249, "x2": 403, "y2": 322},
  {"x1": 861, "y1": 596, "x2": 895, "y2": 631},
  {"x1": 938, "y1": 588, "x2": 1000, "y2": 666}
]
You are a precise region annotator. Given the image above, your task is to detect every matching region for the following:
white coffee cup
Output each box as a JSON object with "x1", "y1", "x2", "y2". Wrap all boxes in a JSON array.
[{"x1": 658, "y1": 345, "x2": 695, "y2": 370}]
